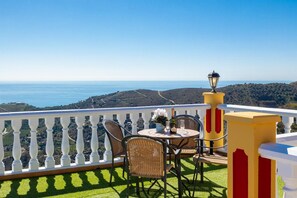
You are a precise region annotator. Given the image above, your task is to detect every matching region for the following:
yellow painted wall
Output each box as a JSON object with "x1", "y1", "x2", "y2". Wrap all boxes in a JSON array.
[{"x1": 225, "y1": 112, "x2": 280, "y2": 198}]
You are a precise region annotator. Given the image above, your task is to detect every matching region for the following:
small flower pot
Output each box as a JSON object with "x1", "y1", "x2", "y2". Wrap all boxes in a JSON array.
[{"x1": 155, "y1": 123, "x2": 165, "y2": 133}]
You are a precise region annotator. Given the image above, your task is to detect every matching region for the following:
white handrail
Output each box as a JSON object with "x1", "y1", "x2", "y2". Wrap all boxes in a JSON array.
[
  {"x1": 0, "y1": 104, "x2": 210, "y2": 119},
  {"x1": 219, "y1": 104, "x2": 297, "y2": 117},
  {"x1": 219, "y1": 104, "x2": 297, "y2": 133}
]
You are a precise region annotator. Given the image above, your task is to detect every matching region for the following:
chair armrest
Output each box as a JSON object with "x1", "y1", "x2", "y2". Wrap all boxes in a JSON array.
[
  {"x1": 198, "y1": 143, "x2": 228, "y2": 150},
  {"x1": 195, "y1": 133, "x2": 228, "y2": 142}
]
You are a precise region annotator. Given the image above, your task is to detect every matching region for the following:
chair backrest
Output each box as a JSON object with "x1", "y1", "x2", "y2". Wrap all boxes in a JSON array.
[
  {"x1": 103, "y1": 119, "x2": 125, "y2": 157},
  {"x1": 122, "y1": 135, "x2": 166, "y2": 179},
  {"x1": 173, "y1": 114, "x2": 203, "y2": 149}
]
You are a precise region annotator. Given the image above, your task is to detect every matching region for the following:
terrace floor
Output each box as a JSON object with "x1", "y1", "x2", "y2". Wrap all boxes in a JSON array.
[{"x1": 0, "y1": 159, "x2": 228, "y2": 198}]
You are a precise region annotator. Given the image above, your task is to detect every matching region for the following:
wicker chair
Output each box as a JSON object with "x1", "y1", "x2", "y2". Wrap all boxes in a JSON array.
[
  {"x1": 168, "y1": 115, "x2": 202, "y2": 185},
  {"x1": 103, "y1": 119, "x2": 132, "y2": 185},
  {"x1": 192, "y1": 134, "x2": 228, "y2": 197},
  {"x1": 170, "y1": 114, "x2": 203, "y2": 155},
  {"x1": 122, "y1": 135, "x2": 175, "y2": 197}
]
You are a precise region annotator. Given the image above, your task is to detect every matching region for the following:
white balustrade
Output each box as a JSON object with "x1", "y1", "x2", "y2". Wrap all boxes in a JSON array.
[
  {"x1": 45, "y1": 117, "x2": 55, "y2": 169},
  {"x1": 259, "y1": 143, "x2": 297, "y2": 198},
  {"x1": 90, "y1": 115, "x2": 99, "y2": 163},
  {"x1": 219, "y1": 104, "x2": 297, "y2": 134},
  {"x1": 198, "y1": 109, "x2": 206, "y2": 139},
  {"x1": 283, "y1": 116, "x2": 294, "y2": 133},
  {"x1": 117, "y1": 114, "x2": 126, "y2": 126},
  {"x1": 0, "y1": 103, "x2": 210, "y2": 176},
  {"x1": 130, "y1": 113, "x2": 138, "y2": 134},
  {"x1": 75, "y1": 116, "x2": 85, "y2": 165},
  {"x1": 12, "y1": 119, "x2": 23, "y2": 172},
  {"x1": 3, "y1": 97, "x2": 297, "y2": 197},
  {"x1": 61, "y1": 116, "x2": 71, "y2": 167},
  {"x1": 142, "y1": 111, "x2": 151, "y2": 129},
  {"x1": 29, "y1": 118, "x2": 39, "y2": 171},
  {"x1": 103, "y1": 114, "x2": 112, "y2": 162},
  {"x1": 0, "y1": 119, "x2": 4, "y2": 175}
]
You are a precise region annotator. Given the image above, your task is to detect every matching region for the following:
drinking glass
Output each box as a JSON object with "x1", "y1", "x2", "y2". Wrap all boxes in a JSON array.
[
  {"x1": 166, "y1": 121, "x2": 170, "y2": 132},
  {"x1": 179, "y1": 120, "x2": 185, "y2": 130}
]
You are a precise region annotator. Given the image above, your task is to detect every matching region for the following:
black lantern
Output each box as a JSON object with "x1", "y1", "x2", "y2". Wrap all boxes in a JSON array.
[{"x1": 208, "y1": 70, "x2": 220, "y2": 93}]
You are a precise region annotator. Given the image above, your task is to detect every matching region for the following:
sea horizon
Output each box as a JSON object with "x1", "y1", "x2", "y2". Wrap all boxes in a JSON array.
[{"x1": 0, "y1": 80, "x2": 293, "y2": 108}]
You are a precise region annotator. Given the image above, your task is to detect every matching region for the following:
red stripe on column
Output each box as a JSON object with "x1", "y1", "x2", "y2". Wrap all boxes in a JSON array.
[
  {"x1": 233, "y1": 149, "x2": 248, "y2": 198},
  {"x1": 258, "y1": 156, "x2": 271, "y2": 198},
  {"x1": 215, "y1": 108, "x2": 221, "y2": 133},
  {"x1": 206, "y1": 109, "x2": 211, "y2": 133}
]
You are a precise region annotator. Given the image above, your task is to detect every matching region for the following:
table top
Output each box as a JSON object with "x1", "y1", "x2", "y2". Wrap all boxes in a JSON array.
[{"x1": 138, "y1": 128, "x2": 199, "y2": 139}]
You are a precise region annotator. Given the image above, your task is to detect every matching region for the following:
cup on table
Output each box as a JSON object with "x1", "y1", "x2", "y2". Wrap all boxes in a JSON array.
[
  {"x1": 166, "y1": 121, "x2": 170, "y2": 132},
  {"x1": 179, "y1": 120, "x2": 185, "y2": 130}
]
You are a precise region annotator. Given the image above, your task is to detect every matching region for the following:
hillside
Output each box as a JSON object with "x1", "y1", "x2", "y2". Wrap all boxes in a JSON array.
[
  {"x1": 48, "y1": 82, "x2": 297, "y2": 110},
  {"x1": 1, "y1": 82, "x2": 297, "y2": 112}
]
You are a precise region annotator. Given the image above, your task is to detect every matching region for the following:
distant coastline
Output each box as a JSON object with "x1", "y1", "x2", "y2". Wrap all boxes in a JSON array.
[{"x1": 0, "y1": 80, "x2": 293, "y2": 108}]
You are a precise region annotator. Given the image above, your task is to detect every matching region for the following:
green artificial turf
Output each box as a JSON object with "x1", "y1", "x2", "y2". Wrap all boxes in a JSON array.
[{"x1": 0, "y1": 159, "x2": 284, "y2": 197}]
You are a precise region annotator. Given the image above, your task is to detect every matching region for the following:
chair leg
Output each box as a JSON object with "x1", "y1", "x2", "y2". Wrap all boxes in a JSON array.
[
  {"x1": 122, "y1": 157, "x2": 126, "y2": 178},
  {"x1": 136, "y1": 177, "x2": 140, "y2": 196},
  {"x1": 200, "y1": 162, "x2": 204, "y2": 183},
  {"x1": 109, "y1": 159, "x2": 114, "y2": 185},
  {"x1": 147, "y1": 179, "x2": 158, "y2": 194},
  {"x1": 181, "y1": 174, "x2": 190, "y2": 184},
  {"x1": 163, "y1": 176, "x2": 167, "y2": 198},
  {"x1": 141, "y1": 178, "x2": 145, "y2": 193},
  {"x1": 192, "y1": 159, "x2": 200, "y2": 198},
  {"x1": 126, "y1": 173, "x2": 130, "y2": 197}
]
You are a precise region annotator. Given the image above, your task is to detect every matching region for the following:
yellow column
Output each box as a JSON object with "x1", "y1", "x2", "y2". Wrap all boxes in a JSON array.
[
  {"x1": 225, "y1": 112, "x2": 280, "y2": 198},
  {"x1": 203, "y1": 92, "x2": 225, "y2": 147}
]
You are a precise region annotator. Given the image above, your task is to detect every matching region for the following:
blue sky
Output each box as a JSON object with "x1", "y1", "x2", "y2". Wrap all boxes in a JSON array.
[{"x1": 0, "y1": 0, "x2": 296, "y2": 81}]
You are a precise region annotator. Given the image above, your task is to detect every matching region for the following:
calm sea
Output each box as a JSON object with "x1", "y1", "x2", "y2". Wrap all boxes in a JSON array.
[{"x1": 0, "y1": 81, "x2": 290, "y2": 108}]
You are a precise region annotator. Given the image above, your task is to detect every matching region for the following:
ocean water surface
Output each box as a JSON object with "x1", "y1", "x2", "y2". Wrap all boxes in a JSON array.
[{"x1": 0, "y1": 81, "x2": 291, "y2": 107}]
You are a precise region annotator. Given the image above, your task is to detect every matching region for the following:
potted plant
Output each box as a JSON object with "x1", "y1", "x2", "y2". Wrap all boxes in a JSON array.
[{"x1": 152, "y1": 108, "x2": 168, "y2": 133}]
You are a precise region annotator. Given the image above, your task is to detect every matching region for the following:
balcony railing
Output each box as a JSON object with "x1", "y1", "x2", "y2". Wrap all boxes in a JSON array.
[
  {"x1": 0, "y1": 103, "x2": 210, "y2": 178},
  {"x1": 1, "y1": 102, "x2": 297, "y2": 196},
  {"x1": 219, "y1": 104, "x2": 297, "y2": 133}
]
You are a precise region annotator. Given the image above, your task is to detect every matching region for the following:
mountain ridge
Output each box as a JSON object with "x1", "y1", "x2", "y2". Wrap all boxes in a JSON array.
[{"x1": 1, "y1": 82, "x2": 297, "y2": 112}]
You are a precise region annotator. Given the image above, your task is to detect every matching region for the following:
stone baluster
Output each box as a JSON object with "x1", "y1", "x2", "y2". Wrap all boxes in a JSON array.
[
  {"x1": 130, "y1": 113, "x2": 138, "y2": 135},
  {"x1": 0, "y1": 119, "x2": 4, "y2": 175},
  {"x1": 283, "y1": 116, "x2": 294, "y2": 133},
  {"x1": 117, "y1": 113, "x2": 126, "y2": 126},
  {"x1": 12, "y1": 119, "x2": 23, "y2": 172},
  {"x1": 103, "y1": 114, "x2": 112, "y2": 162},
  {"x1": 142, "y1": 112, "x2": 151, "y2": 129},
  {"x1": 45, "y1": 117, "x2": 55, "y2": 169},
  {"x1": 90, "y1": 115, "x2": 99, "y2": 163},
  {"x1": 75, "y1": 116, "x2": 85, "y2": 165},
  {"x1": 117, "y1": 113, "x2": 126, "y2": 136},
  {"x1": 60, "y1": 116, "x2": 71, "y2": 167},
  {"x1": 198, "y1": 109, "x2": 206, "y2": 139},
  {"x1": 29, "y1": 118, "x2": 39, "y2": 171}
]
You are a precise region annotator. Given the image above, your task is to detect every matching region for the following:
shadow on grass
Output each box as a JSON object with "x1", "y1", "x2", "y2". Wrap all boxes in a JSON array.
[
  {"x1": 4, "y1": 167, "x2": 125, "y2": 197},
  {"x1": 1, "y1": 160, "x2": 227, "y2": 198},
  {"x1": 186, "y1": 176, "x2": 227, "y2": 198},
  {"x1": 6, "y1": 179, "x2": 21, "y2": 198}
]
